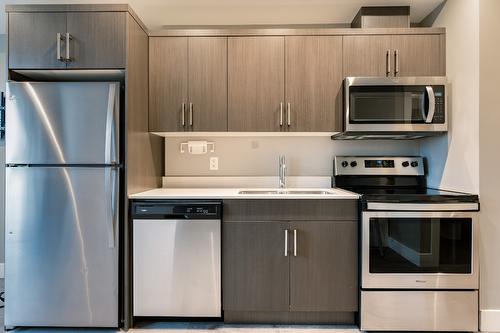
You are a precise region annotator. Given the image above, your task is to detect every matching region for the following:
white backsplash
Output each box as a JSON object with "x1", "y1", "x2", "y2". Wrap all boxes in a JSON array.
[{"x1": 164, "y1": 136, "x2": 420, "y2": 177}]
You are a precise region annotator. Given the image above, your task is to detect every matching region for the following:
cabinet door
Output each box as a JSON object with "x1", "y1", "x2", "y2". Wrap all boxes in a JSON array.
[
  {"x1": 66, "y1": 12, "x2": 126, "y2": 69},
  {"x1": 392, "y1": 34, "x2": 446, "y2": 76},
  {"x1": 223, "y1": 222, "x2": 289, "y2": 311},
  {"x1": 8, "y1": 12, "x2": 67, "y2": 69},
  {"x1": 228, "y1": 37, "x2": 284, "y2": 131},
  {"x1": 290, "y1": 221, "x2": 358, "y2": 312},
  {"x1": 343, "y1": 35, "x2": 392, "y2": 77},
  {"x1": 149, "y1": 37, "x2": 188, "y2": 132},
  {"x1": 285, "y1": 36, "x2": 343, "y2": 132},
  {"x1": 188, "y1": 37, "x2": 228, "y2": 131}
]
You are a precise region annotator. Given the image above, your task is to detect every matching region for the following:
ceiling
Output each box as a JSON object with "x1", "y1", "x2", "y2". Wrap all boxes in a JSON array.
[{"x1": 0, "y1": 0, "x2": 444, "y2": 34}]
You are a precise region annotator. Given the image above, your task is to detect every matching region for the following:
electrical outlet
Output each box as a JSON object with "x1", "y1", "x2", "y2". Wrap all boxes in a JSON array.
[{"x1": 209, "y1": 157, "x2": 219, "y2": 171}]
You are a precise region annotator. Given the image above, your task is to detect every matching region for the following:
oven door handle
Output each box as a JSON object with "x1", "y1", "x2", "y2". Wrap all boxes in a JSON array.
[{"x1": 425, "y1": 86, "x2": 436, "y2": 123}]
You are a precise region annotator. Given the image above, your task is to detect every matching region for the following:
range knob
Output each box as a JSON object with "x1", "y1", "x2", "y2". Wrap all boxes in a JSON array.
[
  {"x1": 350, "y1": 161, "x2": 358, "y2": 167},
  {"x1": 411, "y1": 161, "x2": 419, "y2": 167},
  {"x1": 341, "y1": 161, "x2": 348, "y2": 168},
  {"x1": 402, "y1": 161, "x2": 409, "y2": 167}
]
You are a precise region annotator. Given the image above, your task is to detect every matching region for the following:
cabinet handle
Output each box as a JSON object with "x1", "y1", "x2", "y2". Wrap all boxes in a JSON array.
[
  {"x1": 386, "y1": 49, "x2": 391, "y2": 76},
  {"x1": 56, "y1": 33, "x2": 64, "y2": 61},
  {"x1": 293, "y1": 229, "x2": 297, "y2": 257},
  {"x1": 279, "y1": 102, "x2": 284, "y2": 126},
  {"x1": 394, "y1": 49, "x2": 399, "y2": 75},
  {"x1": 189, "y1": 103, "x2": 193, "y2": 127},
  {"x1": 287, "y1": 103, "x2": 291, "y2": 126},
  {"x1": 284, "y1": 229, "x2": 288, "y2": 257},
  {"x1": 65, "y1": 33, "x2": 72, "y2": 62},
  {"x1": 181, "y1": 103, "x2": 186, "y2": 127}
]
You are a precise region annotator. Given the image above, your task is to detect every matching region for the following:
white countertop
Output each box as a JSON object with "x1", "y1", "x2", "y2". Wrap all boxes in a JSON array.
[{"x1": 129, "y1": 187, "x2": 360, "y2": 200}]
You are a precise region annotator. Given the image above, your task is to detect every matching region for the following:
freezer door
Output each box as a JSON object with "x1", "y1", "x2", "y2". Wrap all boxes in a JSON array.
[
  {"x1": 6, "y1": 81, "x2": 119, "y2": 164},
  {"x1": 5, "y1": 166, "x2": 119, "y2": 327}
]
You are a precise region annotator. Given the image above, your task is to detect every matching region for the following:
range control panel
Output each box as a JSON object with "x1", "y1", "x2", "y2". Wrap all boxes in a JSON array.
[{"x1": 334, "y1": 156, "x2": 425, "y2": 176}]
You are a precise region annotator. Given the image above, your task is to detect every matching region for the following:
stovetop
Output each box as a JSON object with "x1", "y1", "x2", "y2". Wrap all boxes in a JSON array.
[
  {"x1": 333, "y1": 156, "x2": 480, "y2": 205},
  {"x1": 338, "y1": 186, "x2": 479, "y2": 204}
]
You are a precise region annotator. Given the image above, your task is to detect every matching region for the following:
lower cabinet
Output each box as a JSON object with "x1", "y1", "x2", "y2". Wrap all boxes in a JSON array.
[
  {"x1": 222, "y1": 200, "x2": 358, "y2": 324},
  {"x1": 289, "y1": 221, "x2": 358, "y2": 312},
  {"x1": 223, "y1": 222, "x2": 289, "y2": 312}
]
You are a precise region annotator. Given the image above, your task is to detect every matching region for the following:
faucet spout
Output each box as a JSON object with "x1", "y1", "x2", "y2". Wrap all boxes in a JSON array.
[{"x1": 278, "y1": 155, "x2": 287, "y2": 189}]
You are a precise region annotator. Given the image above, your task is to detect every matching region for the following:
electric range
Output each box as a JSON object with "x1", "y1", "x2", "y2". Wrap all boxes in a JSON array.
[{"x1": 334, "y1": 156, "x2": 479, "y2": 332}]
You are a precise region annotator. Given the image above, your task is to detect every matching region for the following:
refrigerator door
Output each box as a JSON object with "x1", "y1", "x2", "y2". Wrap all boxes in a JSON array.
[
  {"x1": 5, "y1": 166, "x2": 120, "y2": 327},
  {"x1": 6, "y1": 81, "x2": 119, "y2": 165}
]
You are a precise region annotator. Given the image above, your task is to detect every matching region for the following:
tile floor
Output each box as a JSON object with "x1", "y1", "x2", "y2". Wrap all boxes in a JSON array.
[{"x1": 0, "y1": 280, "x2": 361, "y2": 333}]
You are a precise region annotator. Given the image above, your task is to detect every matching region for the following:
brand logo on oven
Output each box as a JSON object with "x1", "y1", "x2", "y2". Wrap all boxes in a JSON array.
[{"x1": 416, "y1": 280, "x2": 427, "y2": 283}]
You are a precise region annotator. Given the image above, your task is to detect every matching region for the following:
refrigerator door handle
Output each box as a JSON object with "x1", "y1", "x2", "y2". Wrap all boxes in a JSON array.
[
  {"x1": 105, "y1": 167, "x2": 119, "y2": 248},
  {"x1": 104, "y1": 83, "x2": 119, "y2": 165}
]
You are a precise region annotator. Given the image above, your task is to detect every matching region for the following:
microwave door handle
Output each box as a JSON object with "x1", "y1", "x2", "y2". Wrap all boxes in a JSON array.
[{"x1": 425, "y1": 86, "x2": 436, "y2": 123}]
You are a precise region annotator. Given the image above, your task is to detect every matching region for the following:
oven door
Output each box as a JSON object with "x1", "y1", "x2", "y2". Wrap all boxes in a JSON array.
[
  {"x1": 362, "y1": 210, "x2": 478, "y2": 289},
  {"x1": 345, "y1": 77, "x2": 447, "y2": 133}
]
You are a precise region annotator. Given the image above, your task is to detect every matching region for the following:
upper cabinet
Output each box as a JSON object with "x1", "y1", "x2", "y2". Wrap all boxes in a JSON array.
[
  {"x1": 343, "y1": 35, "x2": 392, "y2": 77},
  {"x1": 66, "y1": 12, "x2": 126, "y2": 69},
  {"x1": 227, "y1": 36, "x2": 343, "y2": 132},
  {"x1": 228, "y1": 37, "x2": 284, "y2": 132},
  {"x1": 391, "y1": 34, "x2": 446, "y2": 76},
  {"x1": 8, "y1": 11, "x2": 126, "y2": 69},
  {"x1": 149, "y1": 37, "x2": 228, "y2": 132},
  {"x1": 343, "y1": 34, "x2": 445, "y2": 77},
  {"x1": 285, "y1": 36, "x2": 343, "y2": 132},
  {"x1": 8, "y1": 13, "x2": 67, "y2": 69}
]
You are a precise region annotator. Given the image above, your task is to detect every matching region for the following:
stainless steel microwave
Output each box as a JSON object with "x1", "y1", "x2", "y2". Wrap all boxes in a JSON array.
[{"x1": 333, "y1": 76, "x2": 448, "y2": 140}]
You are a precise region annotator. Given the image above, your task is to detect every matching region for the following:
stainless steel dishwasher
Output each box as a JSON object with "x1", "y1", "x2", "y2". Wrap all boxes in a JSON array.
[{"x1": 132, "y1": 201, "x2": 222, "y2": 317}]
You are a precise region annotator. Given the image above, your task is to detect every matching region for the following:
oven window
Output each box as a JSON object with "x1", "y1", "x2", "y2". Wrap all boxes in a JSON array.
[
  {"x1": 369, "y1": 218, "x2": 472, "y2": 274},
  {"x1": 349, "y1": 85, "x2": 428, "y2": 123}
]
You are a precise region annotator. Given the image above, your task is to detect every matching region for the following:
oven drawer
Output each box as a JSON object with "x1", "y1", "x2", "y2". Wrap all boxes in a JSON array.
[{"x1": 361, "y1": 290, "x2": 478, "y2": 332}]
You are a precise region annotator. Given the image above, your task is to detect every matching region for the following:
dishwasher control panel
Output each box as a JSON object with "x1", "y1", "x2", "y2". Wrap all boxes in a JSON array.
[{"x1": 132, "y1": 201, "x2": 222, "y2": 219}]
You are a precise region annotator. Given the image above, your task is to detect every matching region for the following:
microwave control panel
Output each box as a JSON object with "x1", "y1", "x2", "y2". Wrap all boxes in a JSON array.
[{"x1": 432, "y1": 86, "x2": 446, "y2": 124}]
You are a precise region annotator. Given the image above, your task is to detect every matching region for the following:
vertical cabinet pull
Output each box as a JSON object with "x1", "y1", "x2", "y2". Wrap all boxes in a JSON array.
[
  {"x1": 287, "y1": 103, "x2": 291, "y2": 126},
  {"x1": 65, "y1": 33, "x2": 72, "y2": 62},
  {"x1": 279, "y1": 102, "x2": 284, "y2": 126},
  {"x1": 284, "y1": 229, "x2": 288, "y2": 256},
  {"x1": 293, "y1": 229, "x2": 297, "y2": 257},
  {"x1": 189, "y1": 103, "x2": 193, "y2": 127},
  {"x1": 56, "y1": 33, "x2": 64, "y2": 61},
  {"x1": 394, "y1": 49, "x2": 399, "y2": 75},
  {"x1": 181, "y1": 103, "x2": 186, "y2": 127},
  {"x1": 386, "y1": 49, "x2": 391, "y2": 76}
]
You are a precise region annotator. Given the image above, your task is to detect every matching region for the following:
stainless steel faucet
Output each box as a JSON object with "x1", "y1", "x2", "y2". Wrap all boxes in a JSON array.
[{"x1": 278, "y1": 155, "x2": 287, "y2": 189}]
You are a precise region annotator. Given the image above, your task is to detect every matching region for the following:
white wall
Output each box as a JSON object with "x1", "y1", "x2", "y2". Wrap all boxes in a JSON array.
[
  {"x1": 165, "y1": 137, "x2": 420, "y2": 176},
  {"x1": 478, "y1": 0, "x2": 500, "y2": 330},
  {"x1": 420, "y1": 0, "x2": 479, "y2": 193}
]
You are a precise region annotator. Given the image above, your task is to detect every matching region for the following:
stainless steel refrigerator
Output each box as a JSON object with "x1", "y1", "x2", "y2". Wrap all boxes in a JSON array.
[{"x1": 5, "y1": 81, "x2": 121, "y2": 328}]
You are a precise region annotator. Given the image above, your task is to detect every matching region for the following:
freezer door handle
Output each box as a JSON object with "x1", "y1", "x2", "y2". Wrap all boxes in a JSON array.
[
  {"x1": 104, "y1": 83, "x2": 119, "y2": 165},
  {"x1": 105, "y1": 168, "x2": 119, "y2": 248}
]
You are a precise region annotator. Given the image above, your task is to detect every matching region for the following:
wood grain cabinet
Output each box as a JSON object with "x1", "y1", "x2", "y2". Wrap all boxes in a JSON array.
[
  {"x1": 343, "y1": 34, "x2": 445, "y2": 77},
  {"x1": 149, "y1": 37, "x2": 228, "y2": 132},
  {"x1": 222, "y1": 222, "x2": 290, "y2": 311},
  {"x1": 8, "y1": 11, "x2": 126, "y2": 69},
  {"x1": 228, "y1": 37, "x2": 285, "y2": 132},
  {"x1": 285, "y1": 36, "x2": 343, "y2": 132},
  {"x1": 222, "y1": 200, "x2": 358, "y2": 323}
]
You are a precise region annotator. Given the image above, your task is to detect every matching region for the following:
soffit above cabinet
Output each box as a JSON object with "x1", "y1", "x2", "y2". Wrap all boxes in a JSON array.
[{"x1": 1, "y1": 1, "x2": 445, "y2": 35}]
